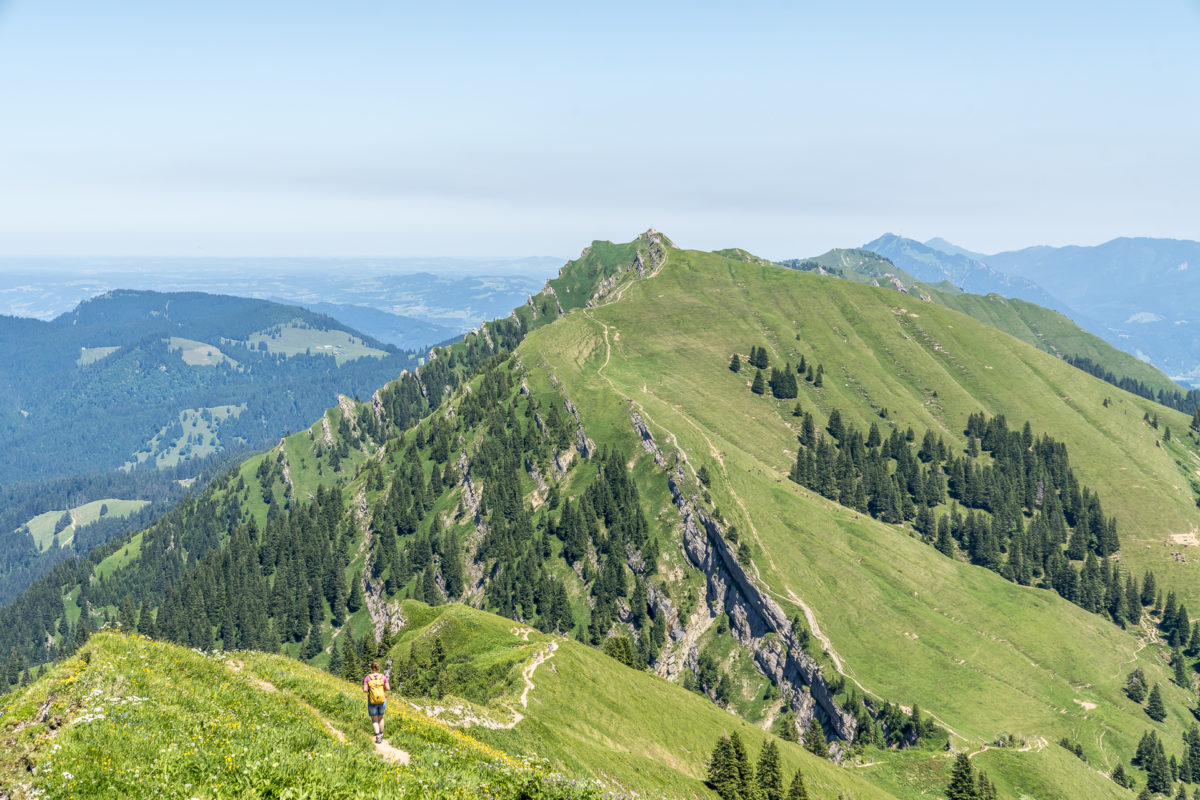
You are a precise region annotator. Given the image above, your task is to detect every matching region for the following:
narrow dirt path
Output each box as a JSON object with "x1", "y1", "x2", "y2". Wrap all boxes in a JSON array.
[
  {"x1": 518, "y1": 641, "x2": 558, "y2": 709},
  {"x1": 375, "y1": 739, "x2": 411, "y2": 765},
  {"x1": 412, "y1": 636, "x2": 559, "y2": 731}
]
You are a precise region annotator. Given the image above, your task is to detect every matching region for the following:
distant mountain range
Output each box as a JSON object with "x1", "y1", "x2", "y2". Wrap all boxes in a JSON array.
[
  {"x1": 0, "y1": 258, "x2": 555, "y2": 349},
  {"x1": 855, "y1": 234, "x2": 1200, "y2": 386}
]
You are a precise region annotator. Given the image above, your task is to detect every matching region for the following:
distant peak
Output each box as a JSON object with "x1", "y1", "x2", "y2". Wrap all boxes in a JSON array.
[{"x1": 639, "y1": 228, "x2": 676, "y2": 249}]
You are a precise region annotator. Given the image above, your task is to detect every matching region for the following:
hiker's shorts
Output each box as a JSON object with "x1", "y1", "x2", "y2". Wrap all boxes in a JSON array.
[{"x1": 368, "y1": 702, "x2": 386, "y2": 717}]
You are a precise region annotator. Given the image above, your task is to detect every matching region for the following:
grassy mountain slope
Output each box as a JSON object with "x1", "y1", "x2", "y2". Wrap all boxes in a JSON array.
[
  {"x1": 6, "y1": 233, "x2": 1200, "y2": 798},
  {"x1": 390, "y1": 601, "x2": 897, "y2": 800},
  {"x1": 517, "y1": 242, "x2": 1200, "y2": 795},
  {"x1": 806, "y1": 247, "x2": 1184, "y2": 398},
  {"x1": 0, "y1": 631, "x2": 611, "y2": 799},
  {"x1": 522, "y1": 246, "x2": 1198, "y2": 596}
]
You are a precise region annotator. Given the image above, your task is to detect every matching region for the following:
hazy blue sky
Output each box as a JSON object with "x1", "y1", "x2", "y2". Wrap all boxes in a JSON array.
[{"x1": 0, "y1": 1, "x2": 1197, "y2": 260}]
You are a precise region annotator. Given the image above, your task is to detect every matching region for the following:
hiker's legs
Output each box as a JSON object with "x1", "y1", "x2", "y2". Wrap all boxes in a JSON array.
[{"x1": 370, "y1": 713, "x2": 382, "y2": 735}]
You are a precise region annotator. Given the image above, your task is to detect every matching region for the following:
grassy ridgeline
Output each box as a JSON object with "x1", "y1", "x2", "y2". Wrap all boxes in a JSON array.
[{"x1": 0, "y1": 631, "x2": 603, "y2": 800}]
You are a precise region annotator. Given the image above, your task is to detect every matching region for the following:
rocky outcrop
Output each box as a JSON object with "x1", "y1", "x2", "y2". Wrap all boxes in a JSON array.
[
  {"x1": 563, "y1": 397, "x2": 596, "y2": 458},
  {"x1": 636, "y1": 412, "x2": 857, "y2": 744},
  {"x1": 647, "y1": 583, "x2": 686, "y2": 643},
  {"x1": 456, "y1": 450, "x2": 488, "y2": 599},
  {"x1": 586, "y1": 230, "x2": 671, "y2": 308},
  {"x1": 370, "y1": 389, "x2": 386, "y2": 427},
  {"x1": 541, "y1": 283, "x2": 566, "y2": 315}
]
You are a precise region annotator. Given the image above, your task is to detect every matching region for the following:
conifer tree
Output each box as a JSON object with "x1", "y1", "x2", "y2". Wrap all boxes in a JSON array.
[
  {"x1": 756, "y1": 739, "x2": 783, "y2": 800},
  {"x1": 341, "y1": 635, "x2": 361, "y2": 681},
  {"x1": 1143, "y1": 570, "x2": 1158, "y2": 607},
  {"x1": 936, "y1": 515, "x2": 955, "y2": 557},
  {"x1": 730, "y1": 354, "x2": 742, "y2": 373},
  {"x1": 1174, "y1": 647, "x2": 1189, "y2": 687},
  {"x1": 803, "y1": 717, "x2": 828, "y2": 758},
  {"x1": 976, "y1": 770, "x2": 997, "y2": 800},
  {"x1": 1146, "y1": 738, "x2": 1173, "y2": 794},
  {"x1": 751, "y1": 370, "x2": 766, "y2": 395},
  {"x1": 945, "y1": 752, "x2": 977, "y2": 800},
  {"x1": 729, "y1": 731, "x2": 755, "y2": 800},
  {"x1": 441, "y1": 532, "x2": 464, "y2": 599},
  {"x1": 707, "y1": 736, "x2": 739, "y2": 800},
  {"x1": 1111, "y1": 761, "x2": 1131, "y2": 789},
  {"x1": 1126, "y1": 668, "x2": 1148, "y2": 703},
  {"x1": 785, "y1": 769, "x2": 808, "y2": 800},
  {"x1": 328, "y1": 637, "x2": 344, "y2": 676},
  {"x1": 138, "y1": 597, "x2": 156, "y2": 638},
  {"x1": 777, "y1": 707, "x2": 799, "y2": 742},
  {"x1": 1147, "y1": 683, "x2": 1167, "y2": 722},
  {"x1": 348, "y1": 571, "x2": 365, "y2": 613}
]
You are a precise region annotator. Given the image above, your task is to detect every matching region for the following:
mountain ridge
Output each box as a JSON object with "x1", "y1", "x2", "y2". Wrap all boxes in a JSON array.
[{"x1": 4, "y1": 233, "x2": 1200, "y2": 798}]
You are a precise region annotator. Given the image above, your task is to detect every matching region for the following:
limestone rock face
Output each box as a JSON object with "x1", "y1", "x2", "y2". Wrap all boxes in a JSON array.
[{"x1": 638, "y1": 412, "x2": 857, "y2": 744}]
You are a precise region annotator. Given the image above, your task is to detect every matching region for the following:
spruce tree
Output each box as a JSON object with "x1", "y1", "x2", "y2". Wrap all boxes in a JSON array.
[
  {"x1": 1147, "y1": 741, "x2": 1172, "y2": 794},
  {"x1": 138, "y1": 598, "x2": 156, "y2": 639},
  {"x1": 945, "y1": 752, "x2": 977, "y2": 800},
  {"x1": 1126, "y1": 668, "x2": 1148, "y2": 703},
  {"x1": 730, "y1": 354, "x2": 742, "y2": 373},
  {"x1": 348, "y1": 572, "x2": 365, "y2": 612},
  {"x1": 1147, "y1": 683, "x2": 1167, "y2": 722},
  {"x1": 786, "y1": 768, "x2": 808, "y2": 800},
  {"x1": 707, "y1": 736, "x2": 739, "y2": 800},
  {"x1": 756, "y1": 739, "x2": 783, "y2": 800},
  {"x1": 341, "y1": 635, "x2": 361, "y2": 681},
  {"x1": 729, "y1": 731, "x2": 755, "y2": 800},
  {"x1": 328, "y1": 638, "x2": 344, "y2": 675},
  {"x1": 976, "y1": 770, "x2": 997, "y2": 800},
  {"x1": 936, "y1": 515, "x2": 955, "y2": 557},
  {"x1": 1175, "y1": 647, "x2": 1189, "y2": 687},
  {"x1": 1111, "y1": 761, "x2": 1131, "y2": 788},
  {"x1": 1143, "y1": 570, "x2": 1158, "y2": 607},
  {"x1": 803, "y1": 717, "x2": 828, "y2": 758},
  {"x1": 751, "y1": 370, "x2": 766, "y2": 395},
  {"x1": 777, "y1": 706, "x2": 799, "y2": 742}
]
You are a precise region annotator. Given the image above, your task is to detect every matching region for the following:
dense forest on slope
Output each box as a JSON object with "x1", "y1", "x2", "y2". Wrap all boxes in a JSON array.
[{"x1": 6, "y1": 233, "x2": 1200, "y2": 798}]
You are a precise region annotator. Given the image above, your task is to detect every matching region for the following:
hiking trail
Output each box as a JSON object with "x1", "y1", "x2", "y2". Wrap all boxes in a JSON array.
[{"x1": 375, "y1": 739, "x2": 411, "y2": 765}]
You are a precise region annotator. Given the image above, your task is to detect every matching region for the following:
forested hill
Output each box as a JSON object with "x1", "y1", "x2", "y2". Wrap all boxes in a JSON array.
[
  {"x1": 5, "y1": 233, "x2": 1200, "y2": 798},
  {"x1": 0, "y1": 289, "x2": 420, "y2": 604},
  {"x1": 0, "y1": 289, "x2": 419, "y2": 484}
]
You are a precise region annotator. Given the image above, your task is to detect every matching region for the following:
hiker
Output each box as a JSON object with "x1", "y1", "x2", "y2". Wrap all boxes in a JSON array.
[{"x1": 363, "y1": 660, "x2": 390, "y2": 743}]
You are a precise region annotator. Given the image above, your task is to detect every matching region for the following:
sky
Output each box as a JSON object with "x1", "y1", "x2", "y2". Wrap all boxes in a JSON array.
[{"x1": 0, "y1": 1, "x2": 1197, "y2": 262}]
